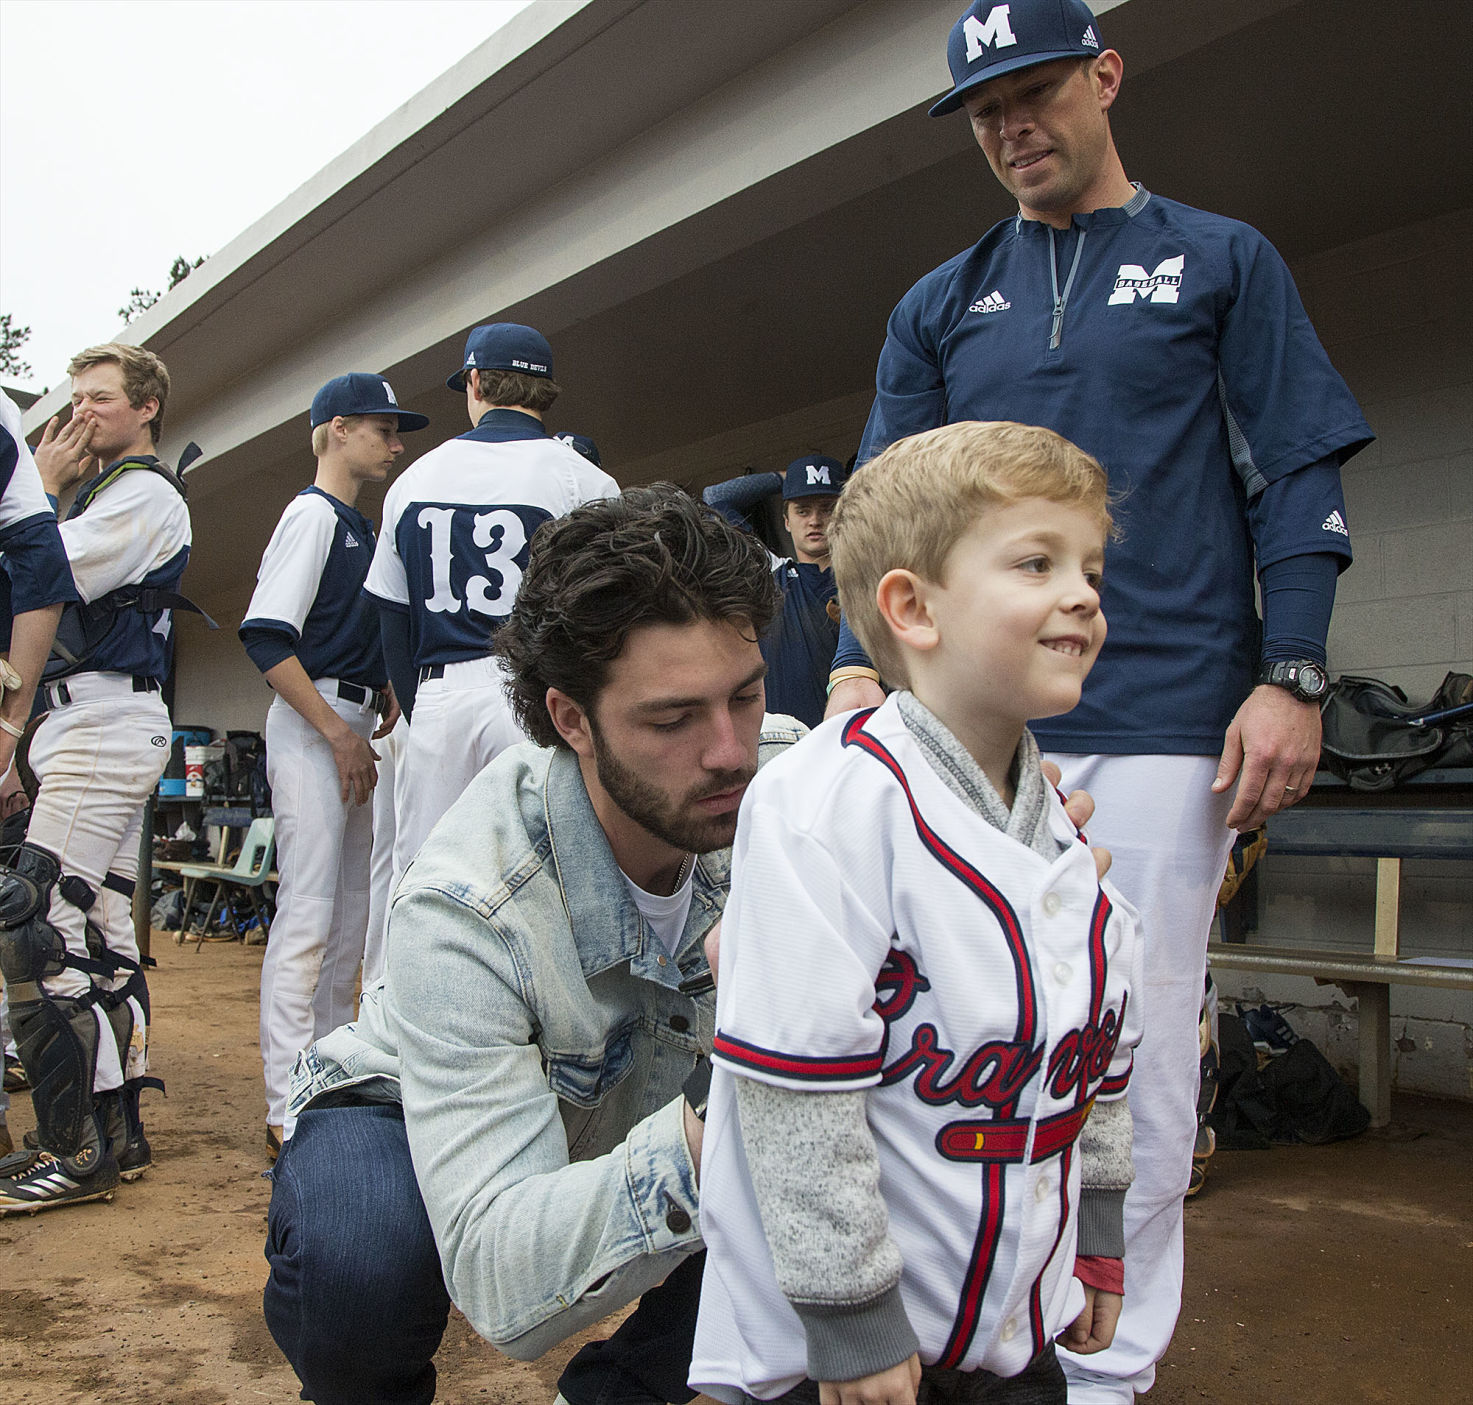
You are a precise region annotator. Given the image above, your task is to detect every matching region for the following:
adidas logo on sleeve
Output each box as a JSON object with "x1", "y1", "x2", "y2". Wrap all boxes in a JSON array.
[{"x1": 1321, "y1": 510, "x2": 1349, "y2": 537}]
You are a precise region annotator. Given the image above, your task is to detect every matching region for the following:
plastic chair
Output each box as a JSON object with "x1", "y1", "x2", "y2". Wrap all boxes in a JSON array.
[{"x1": 174, "y1": 817, "x2": 275, "y2": 949}]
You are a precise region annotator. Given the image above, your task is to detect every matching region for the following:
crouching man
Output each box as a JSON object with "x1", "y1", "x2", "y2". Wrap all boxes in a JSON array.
[{"x1": 263, "y1": 486, "x2": 796, "y2": 1404}]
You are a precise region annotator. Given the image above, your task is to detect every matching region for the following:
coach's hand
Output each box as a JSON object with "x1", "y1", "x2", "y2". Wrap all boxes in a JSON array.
[
  {"x1": 1041, "y1": 761, "x2": 1111, "y2": 880},
  {"x1": 1213, "y1": 685, "x2": 1321, "y2": 831},
  {"x1": 330, "y1": 724, "x2": 379, "y2": 807},
  {"x1": 820, "y1": 1354, "x2": 921, "y2": 1405}
]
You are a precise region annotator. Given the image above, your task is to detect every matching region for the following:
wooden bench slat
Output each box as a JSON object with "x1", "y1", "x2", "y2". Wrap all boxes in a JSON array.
[
  {"x1": 1268, "y1": 806, "x2": 1473, "y2": 859},
  {"x1": 1207, "y1": 942, "x2": 1473, "y2": 990}
]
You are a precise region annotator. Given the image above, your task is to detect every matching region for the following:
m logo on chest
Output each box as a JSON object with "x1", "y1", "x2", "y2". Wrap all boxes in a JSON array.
[{"x1": 1108, "y1": 255, "x2": 1185, "y2": 305}]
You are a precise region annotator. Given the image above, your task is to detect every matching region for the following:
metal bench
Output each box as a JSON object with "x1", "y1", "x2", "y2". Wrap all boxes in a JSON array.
[{"x1": 1208, "y1": 797, "x2": 1473, "y2": 1126}]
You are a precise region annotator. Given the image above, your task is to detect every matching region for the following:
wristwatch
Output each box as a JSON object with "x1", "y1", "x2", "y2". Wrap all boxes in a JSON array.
[{"x1": 1257, "y1": 659, "x2": 1329, "y2": 703}]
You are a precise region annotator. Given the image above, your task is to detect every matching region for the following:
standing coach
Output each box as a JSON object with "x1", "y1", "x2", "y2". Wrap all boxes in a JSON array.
[{"x1": 826, "y1": 3, "x2": 1372, "y2": 1399}]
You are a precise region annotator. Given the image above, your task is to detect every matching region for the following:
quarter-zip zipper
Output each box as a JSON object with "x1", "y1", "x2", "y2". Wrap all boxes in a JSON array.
[{"x1": 1047, "y1": 225, "x2": 1087, "y2": 350}]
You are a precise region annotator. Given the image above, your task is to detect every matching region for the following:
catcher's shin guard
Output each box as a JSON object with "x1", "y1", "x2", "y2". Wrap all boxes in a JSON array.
[{"x1": 0, "y1": 843, "x2": 103, "y2": 1157}]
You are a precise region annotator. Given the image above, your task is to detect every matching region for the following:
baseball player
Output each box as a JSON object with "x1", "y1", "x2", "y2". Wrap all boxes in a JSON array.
[
  {"x1": 825, "y1": 5, "x2": 1373, "y2": 1399},
  {"x1": 703, "y1": 454, "x2": 847, "y2": 728},
  {"x1": 0, "y1": 343, "x2": 191, "y2": 1212},
  {"x1": 0, "y1": 390, "x2": 79, "y2": 1160},
  {"x1": 693, "y1": 423, "x2": 1142, "y2": 1405},
  {"x1": 366, "y1": 322, "x2": 617, "y2": 880},
  {"x1": 240, "y1": 373, "x2": 427, "y2": 1159}
]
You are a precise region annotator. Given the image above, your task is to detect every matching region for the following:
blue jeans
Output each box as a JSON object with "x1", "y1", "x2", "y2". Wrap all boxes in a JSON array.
[{"x1": 264, "y1": 1102, "x2": 702, "y2": 1405}]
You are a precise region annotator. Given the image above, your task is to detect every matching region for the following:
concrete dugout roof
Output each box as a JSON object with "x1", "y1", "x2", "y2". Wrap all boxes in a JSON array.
[{"x1": 23, "y1": 0, "x2": 1473, "y2": 614}]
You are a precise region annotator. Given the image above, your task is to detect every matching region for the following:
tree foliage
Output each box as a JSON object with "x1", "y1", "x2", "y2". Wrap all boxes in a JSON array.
[
  {"x1": 119, "y1": 254, "x2": 207, "y2": 323},
  {"x1": 0, "y1": 312, "x2": 33, "y2": 379}
]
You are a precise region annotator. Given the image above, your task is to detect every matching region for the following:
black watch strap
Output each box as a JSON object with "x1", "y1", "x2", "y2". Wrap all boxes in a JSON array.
[{"x1": 683, "y1": 1057, "x2": 712, "y2": 1122}]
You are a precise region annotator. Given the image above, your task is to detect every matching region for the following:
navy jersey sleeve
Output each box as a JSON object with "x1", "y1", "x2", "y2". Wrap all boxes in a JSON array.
[
  {"x1": 0, "y1": 399, "x2": 79, "y2": 615},
  {"x1": 857, "y1": 272, "x2": 953, "y2": 466},
  {"x1": 702, "y1": 473, "x2": 782, "y2": 533},
  {"x1": 1215, "y1": 228, "x2": 1372, "y2": 490}
]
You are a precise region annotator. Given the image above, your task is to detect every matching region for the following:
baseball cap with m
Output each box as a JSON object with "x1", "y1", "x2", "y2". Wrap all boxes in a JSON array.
[
  {"x1": 929, "y1": 0, "x2": 1105, "y2": 117},
  {"x1": 310, "y1": 373, "x2": 429, "y2": 431},
  {"x1": 782, "y1": 453, "x2": 846, "y2": 501},
  {"x1": 446, "y1": 323, "x2": 555, "y2": 392}
]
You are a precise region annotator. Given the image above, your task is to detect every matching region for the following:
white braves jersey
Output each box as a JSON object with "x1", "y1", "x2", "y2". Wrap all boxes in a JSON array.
[
  {"x1": 363, "y1": 428, "x2": 617, "y2": 668},
  {"x1": 691, "y1": 699, "x2": 1143, "y2": 1399}
]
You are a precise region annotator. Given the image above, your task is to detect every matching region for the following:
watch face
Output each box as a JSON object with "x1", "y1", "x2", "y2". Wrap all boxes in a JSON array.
[{"x1": 1297, "y1": 663, "x2": 1328, "y2": 698}]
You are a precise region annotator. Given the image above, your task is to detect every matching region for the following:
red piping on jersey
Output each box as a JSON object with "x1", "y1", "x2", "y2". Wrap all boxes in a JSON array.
[
  {"x1": 841, "y1": 710, "x2": 1038, "y2": 1052},
  {"x1": 940, "y1": 1161, "x2": 1008, "y2": 1368},
  {"x1": 711, "y1": 1030, "x2": 884, "y2": 1083}
]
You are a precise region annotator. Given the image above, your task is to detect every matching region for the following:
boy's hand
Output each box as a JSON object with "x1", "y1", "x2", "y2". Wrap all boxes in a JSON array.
[
  {"x1": 1040, "y1": 761, "x2": 1111, "y2": 880},
  {"x1": 34, "y1": 414, "x2": 98, "y2": 496},
  {"x1": 820, "y1": 1354, "x2": 921, "y2": 1405},
  {"x1": 1057, "y1": 1286, "x2": 1122, "y2": 1355}
]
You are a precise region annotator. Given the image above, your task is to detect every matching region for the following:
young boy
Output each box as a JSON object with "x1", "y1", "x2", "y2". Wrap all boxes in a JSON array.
[{"x1": 690, "y1": 421, "x2": 1144, "y2": 1405}]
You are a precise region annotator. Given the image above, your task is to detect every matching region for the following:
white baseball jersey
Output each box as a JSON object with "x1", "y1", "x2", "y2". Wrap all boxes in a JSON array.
[
  {"x1": 691, "y1": 698, "x2": 1143, "y2": 1400},
  {"x1": 363, "y1": 415, "x2": 618, "y2": 668}
]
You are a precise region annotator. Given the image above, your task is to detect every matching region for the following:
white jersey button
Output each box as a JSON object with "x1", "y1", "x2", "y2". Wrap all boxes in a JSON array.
[
  {"x1": 1035, "y1": 1178, "x2": 1051, "y2": 1203},
  {"x1": 1001, "y1": 1317, "x2": 1018, "y2": 1341},
  {"x1": 1042, "y1": 892, "x2": 1062, "y2": 917},
  {"x1": 1054, "y1": 962, "x2": 1072, "y2": 984}
]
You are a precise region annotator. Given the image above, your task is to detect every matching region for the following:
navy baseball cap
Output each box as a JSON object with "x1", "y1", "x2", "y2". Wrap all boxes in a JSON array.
[
  {"x1": 929, "y1": 0, "x2": 1104, "y2": 117},
  {"x1": 782, "y1": 453, "x2": 846, "y2": 501},
  {"x1": 310, "y1": 373, "x2": 429, "y2": 432},
  {"x1": 554, "y1": 432, "x2": 602, "y2": 467},
  {"x1": 447, "y1": 322, "x2": 555, "y2": 391}
]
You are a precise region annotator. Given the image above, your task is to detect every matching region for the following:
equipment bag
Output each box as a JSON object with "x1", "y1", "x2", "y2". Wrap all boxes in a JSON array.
[{"x1": 1318, "y1": 671, "x2": 1473, "y2": 791}]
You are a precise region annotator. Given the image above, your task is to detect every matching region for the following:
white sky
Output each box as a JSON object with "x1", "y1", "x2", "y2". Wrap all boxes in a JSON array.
[{"x1": 0, "y1": 0, "x2": 536, "y2": 393}]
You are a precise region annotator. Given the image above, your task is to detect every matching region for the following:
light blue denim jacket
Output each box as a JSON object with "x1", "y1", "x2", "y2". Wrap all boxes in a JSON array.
[{"x1": 287, "y1": 722, "x2": 803, "y2": 1360}]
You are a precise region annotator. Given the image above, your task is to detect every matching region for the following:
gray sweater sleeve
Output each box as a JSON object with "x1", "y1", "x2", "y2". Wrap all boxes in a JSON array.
[
  {"x1": 1075, "y1": 1095, "x2": 1135, "y2": 1259},
  {"x1": 733, "y1": 1077, "x2": 919, "y2": 1382}
]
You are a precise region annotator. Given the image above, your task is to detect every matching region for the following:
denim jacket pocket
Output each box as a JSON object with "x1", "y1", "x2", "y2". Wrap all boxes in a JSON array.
[{"x1": 546, "y1": 1021, "x2": 638, "y2": 1110}]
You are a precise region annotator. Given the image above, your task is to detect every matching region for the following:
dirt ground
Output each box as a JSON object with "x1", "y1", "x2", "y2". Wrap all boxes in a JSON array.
[{"x1": 2, "y1": 935, "x2": 1469, "y2": 1405}]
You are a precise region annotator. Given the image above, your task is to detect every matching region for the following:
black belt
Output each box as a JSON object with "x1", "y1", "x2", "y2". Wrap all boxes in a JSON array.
[
  {"x1": 46, "y1": 675, "x2": 159, "y2": 708},
  {"x1": 418, "y1": 664, "x2": 446, "y2": 684},
  {"x1": 336, "y1": 681, "x2": 387, "y2": 712}
]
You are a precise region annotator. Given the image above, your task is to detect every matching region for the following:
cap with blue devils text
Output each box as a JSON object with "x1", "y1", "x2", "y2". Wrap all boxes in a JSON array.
[
  {"x1": 929, "y1": 0, "x2": 1104, "y2": 117},
  {"x1": 310, "y1": 373, "x2": 429, "y2": 431},
  {"x1": 554, "y1": 432, "x2": 602, "y2": 467},
  {"x1": 446, "y1": 323, "x2": 555, "y2": 392},
  {"x1": 782, "y1": 453, "x2": 846, "y2": 500}
]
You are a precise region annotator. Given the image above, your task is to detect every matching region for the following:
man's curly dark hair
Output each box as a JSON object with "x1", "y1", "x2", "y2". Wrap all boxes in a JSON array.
[{"x1": 497, "y1": 484, "x2": 779, "y2": 748}]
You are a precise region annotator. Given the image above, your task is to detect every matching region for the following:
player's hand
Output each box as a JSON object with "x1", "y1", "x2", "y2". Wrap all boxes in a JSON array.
[
  {"x1": 330, "y1": 726, "x2": 379, "y2": 807},
  {"x1": 373, "y1": 686, "x2": 401, "y2": 740},
  {"x1": 819, "y1": 1354, "x2": 921, "y2": 1405},
  {"x1": 1057, "y1": 1286, "x2": 1122, "y2": 1355},
  {"x1": 33, "y1": 414, "x2": 98, "y2": 496},
  {"x1": 1040, "y1": 761, "x2": 1111, "y2": 880},
  {"x1": 1213, "y1": 684, "x2": 1321, "y2": 830},
  {"x1": 825, "y1": 675, "x2": 885, "y2": 720}
]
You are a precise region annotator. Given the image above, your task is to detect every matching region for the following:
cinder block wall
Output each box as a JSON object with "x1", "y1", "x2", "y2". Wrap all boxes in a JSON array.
[{"x1": 1214, "y1": 208, "x2": 1473, "y2": 1102}]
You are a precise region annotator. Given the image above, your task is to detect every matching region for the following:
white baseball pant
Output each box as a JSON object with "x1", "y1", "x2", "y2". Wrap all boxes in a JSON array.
[
  {"x1": 26, "y1": 676, "x2": 171, "y2": 1094},
  {"x1": 393, "y1": 656, "x2": 526, "y2": 883},
  {"x1": 259, "y1": 686, "x2": 376, "y2": 1127},
  {"x1": 362, "y1": 715, "x2": 407, "y2": 993},
  {"x1": 1044, "y1": 753, "x2": 1235, "y2": 1404}
]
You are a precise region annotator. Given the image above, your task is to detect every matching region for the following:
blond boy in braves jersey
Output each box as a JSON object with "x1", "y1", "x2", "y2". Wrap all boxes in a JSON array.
[{"x1": 691, "y1": 422, "x2": 1142, "y2": 1405}]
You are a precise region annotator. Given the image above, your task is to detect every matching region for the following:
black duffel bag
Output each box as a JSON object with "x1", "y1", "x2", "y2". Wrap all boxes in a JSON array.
[{"x1": 1319, "y1": 671, "x2": 1473, "y2": 791}]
